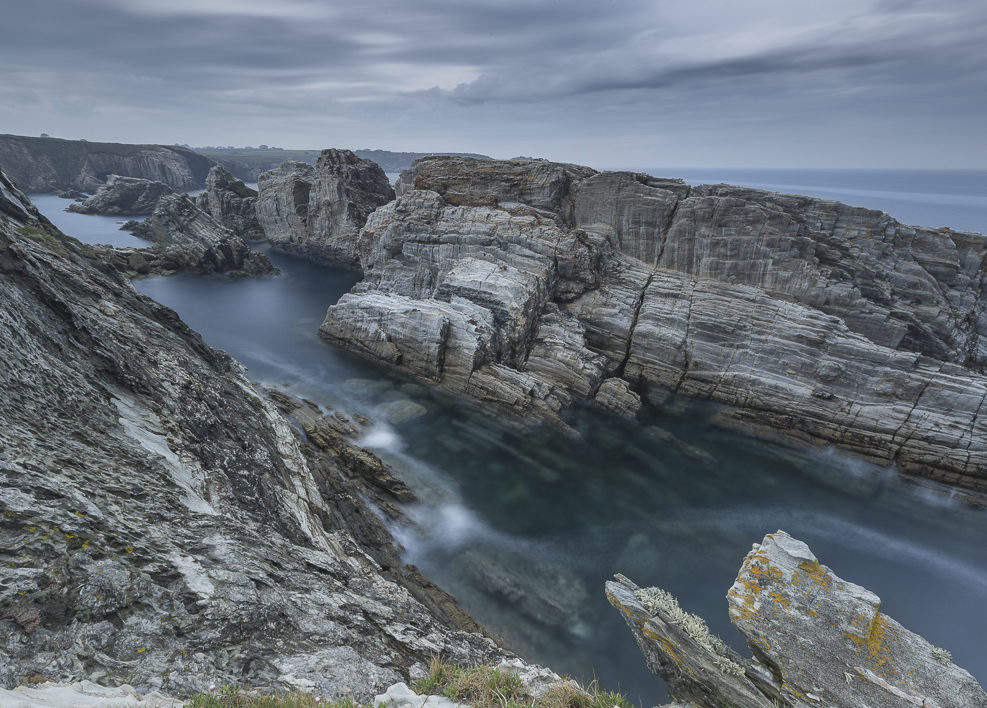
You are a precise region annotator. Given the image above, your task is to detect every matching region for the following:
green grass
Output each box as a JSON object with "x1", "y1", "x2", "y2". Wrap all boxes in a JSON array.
[{"x1": 412, "y1": 658, "x2": 634, "y2": 708}]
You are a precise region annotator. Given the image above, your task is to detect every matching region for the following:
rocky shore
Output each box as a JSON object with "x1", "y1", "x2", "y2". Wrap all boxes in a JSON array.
[
  {"x1": 67, "y1": 175, "x2": 175, "y2": 216},
  {"x1": 320, "y1": 156, "x2": 987, "y2": 490},
  {"x1": 0, "y1": 167, "x2": 512, "y2": 699}
]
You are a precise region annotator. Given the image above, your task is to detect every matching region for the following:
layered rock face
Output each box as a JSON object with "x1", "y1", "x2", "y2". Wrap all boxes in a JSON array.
[
  {"x1": 0, "y1": 134, "x2": 215, "y2": 192},
  {"x1": 607, "y1": 531, "x2": 986, "y2": 708},
  {"x1": 195, "y1": 165, "x2": 265, "y2": 241},
  {"x1": 0, "y1": 168, "x2": 508, "y2": 698},
  {"x1": 67, "y1": 175, "x2": 174, "y2": 215},
  {"x1": 256, "y1": 149, "x2": 395, "y2": 269},
  {"x1": 320, "y1": 157, "x2": 987, "y2": 488},
  {"x1": 124, "y1": 193, "x2": 276, "y2": 276}
]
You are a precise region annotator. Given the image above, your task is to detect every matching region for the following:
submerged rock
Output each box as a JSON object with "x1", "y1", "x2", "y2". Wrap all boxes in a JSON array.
[
  {"x1": 256, "y1": 149, "x2": 394, "y2": 268},
  {"x1": 321, "y1": 156, "x2": 987, "y2": 490},
  {"x1": 125, "y1": 192, "x2": 276, "y2": 276},
  {"x1": 195, "y1": 165, "x2": 264, "y2": 240},
  {"x1": 607, "y1": 531, "x2": 987, "y2": 708},
  {"x1": 67, "y1": 174, "x2": 174, "y2": 215}
]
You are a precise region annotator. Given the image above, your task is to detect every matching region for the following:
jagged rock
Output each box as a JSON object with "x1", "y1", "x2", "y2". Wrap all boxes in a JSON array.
[
  {"x1": 608, "y1": 532, "x2": 987, "y2": 707},
  {"x1": 255, "y1": 149, "x2": 394, "y2": 268},
  {"x1": 0, "y1": 168, "x2": 511, "y2": 700},
  {"x1": 0, "y1": 680, "x2": 178, "y2": 706},
  {"x1": 592, "y1": 378, "x2": 641, "y2": 417},
  {"x1": 396, "y1": 156, "x2": 596, "y2": 224},
  {"x1": 67, "y1": 175, "x2": 174, "y2": 215},
  {"x1": 195, "y1": 165, "x2": 264, "y2": 240},
  {"x1": 321, "y1": 157, "x2": 987, "y2": 489},
  {"x1": 0, "y1": 133, "x2": 215, "y2": 192},
  {"x1": 127, "y1": 193, "x2": 276, "y2": 276}
]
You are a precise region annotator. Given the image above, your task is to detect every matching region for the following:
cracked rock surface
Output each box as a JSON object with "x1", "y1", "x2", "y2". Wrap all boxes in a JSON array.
[
  {"x1": 320, "y1": 156, "x2": 987, "y2": 489},
  {"x1": 0, "y1": 167, "x2": 508, "y2": 700},
  {"x1": 607, "y1": 531, "x2": 987, "y2": 708}
]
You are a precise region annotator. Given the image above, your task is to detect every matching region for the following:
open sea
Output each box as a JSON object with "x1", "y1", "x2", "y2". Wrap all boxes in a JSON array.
[{"x1": 30, "y1": 168, "x2": 987, "y2": 705}]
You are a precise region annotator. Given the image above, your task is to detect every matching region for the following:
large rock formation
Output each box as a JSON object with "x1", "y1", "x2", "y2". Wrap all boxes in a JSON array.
[
  {"x1": 0, "y1": 167, "x2": 509, "y2": 699},
  {"x1": 124, "y1": 193, "x2": 275, "y2": 276},
  {"x1": 607, "y1": 531, "x2": 987, "y2": 708},
  {"x1": 255, "y1": 149, "x2": 395, "y2": 269},
  {"x1": 195, "y1": 165, "x2": 264, "y2": 241},
  {"x1": 0, "y1": 134, "x2": 215, "y2": 192},
  {"x1": 67, "y1": 175, "x2": 174, "y2": 215},
  {"x1": 319, "y1": 157, "x2": 987, "y2": 490}
]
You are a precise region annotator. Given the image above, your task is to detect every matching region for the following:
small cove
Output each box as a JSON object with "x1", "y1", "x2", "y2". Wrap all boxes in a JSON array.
[{"x1": 32, "y1": 173, "x2": 987, "y2": 705}]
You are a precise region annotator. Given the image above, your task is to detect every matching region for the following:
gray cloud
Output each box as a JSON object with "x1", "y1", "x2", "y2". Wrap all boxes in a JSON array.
[{"x1": 0, "y1": 0, "x2": 985, "y2": 167}]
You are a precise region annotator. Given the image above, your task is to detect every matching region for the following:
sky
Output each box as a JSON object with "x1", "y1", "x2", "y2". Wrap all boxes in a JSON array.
[{"x1": 2, "y1": 0, "x2": 986, "y2": 169}]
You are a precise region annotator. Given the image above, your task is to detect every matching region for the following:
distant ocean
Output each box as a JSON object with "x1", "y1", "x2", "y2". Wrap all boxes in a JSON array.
[{"x1": 612, "y1": 168, "x2": 987, "y2": 235}]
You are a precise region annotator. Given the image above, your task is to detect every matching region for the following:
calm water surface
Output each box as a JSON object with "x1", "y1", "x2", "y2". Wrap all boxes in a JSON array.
[{"x1": 32, "y1": 172, "x2": 987, "y2": 705}]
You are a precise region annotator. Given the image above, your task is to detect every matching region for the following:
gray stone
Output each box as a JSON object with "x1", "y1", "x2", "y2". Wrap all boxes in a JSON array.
[
  {"x1": 126, "y1": 193, "x2": 276, "y2": 276},
  {"x1": 195, "y1": 165, "x2": 264, "y2": 240},
  {"x1": 593, "y1": 378, "x2": 641, "y2": 417},
  {"x1": 67, "y1": 175, "x2": 174, "y2": 215},
  {"x1": 256, "y1": 149, "x2": 394, "y2": 268}
]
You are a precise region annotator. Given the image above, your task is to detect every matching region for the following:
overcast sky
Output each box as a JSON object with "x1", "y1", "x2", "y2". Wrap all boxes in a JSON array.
[{"x1": 2, "y1": 0, "x2": 985, "y2": 168}]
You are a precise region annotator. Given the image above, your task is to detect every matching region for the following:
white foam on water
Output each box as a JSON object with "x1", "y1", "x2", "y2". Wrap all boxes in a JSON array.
[{"x1": 359, "y1": 423, "x2": 403, "y2": 453}]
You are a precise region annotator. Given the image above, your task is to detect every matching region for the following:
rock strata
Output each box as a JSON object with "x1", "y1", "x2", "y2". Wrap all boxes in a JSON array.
[
  {"x1": 126, "y1": 193, "x2": 276, "y2": 276},
  {"x1": 321, "y1": 157, "x2": 987, "y2": 489},
  {"x1": 256, "y1": 149, "x2": 394, "y2": 268},
  {"x1": 0, "y1": 168, "x2": 510, "y2": 700},
  {"x1": 67, "y1": 175, "x2": 174, "y2": 215},
  {"x1": 0, "y1": 133, "x2": 215, "y2": 192},
  {"x1": 195, "y1": 165, "x2": 264, "y2": 240},
  {"x1": 607, "y1": 531, "x2": 987, "y2": 708}
]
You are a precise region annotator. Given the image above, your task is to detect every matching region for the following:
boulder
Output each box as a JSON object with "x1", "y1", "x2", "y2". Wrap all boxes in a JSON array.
[
  {"x1": 606, "y1": 531, "x2": 987, "y2": 707},
  {"x1": 67, "y1": 175, "x2": 174, "y2": 215},
  {"x1": 255, "y1": 149, "x2": 394, "y2": 268},
  {"x1": 195, "y1": 165, "x2": 264, "y2": 240}
]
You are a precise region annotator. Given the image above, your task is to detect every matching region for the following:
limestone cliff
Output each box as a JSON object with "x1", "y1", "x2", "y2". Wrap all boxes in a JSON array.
[
  {"x1": 67, "y1": 175, "x2": 175, "y2": 216},
  {"x1": 0, "y1": 168, "x2": 506, "y2": 698},
  {"x1": 607, "y1": 531, "x2": 986, "y2": 707},
  {"x1": 255, "y1": 149, "x2": 395, "y2": 268},
  {"x1": 0, "y1": 134, "x2": 216, "y2": 192},
  {"x1": 195, "y1": 165, "x2": 265, "y2": 241},
  {"x1": 320, "y1": 157, "x2": 987, "y2": 489}
]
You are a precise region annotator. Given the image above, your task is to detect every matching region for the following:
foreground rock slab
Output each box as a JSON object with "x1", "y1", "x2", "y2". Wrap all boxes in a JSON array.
[{"x1": 607, "y1": 531, "x2": 987, "y2": 708}]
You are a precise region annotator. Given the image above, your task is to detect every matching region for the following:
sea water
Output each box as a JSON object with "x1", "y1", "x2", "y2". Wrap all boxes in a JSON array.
[{"x1": 30, "y1": 170, "x2": 987, "y2": 705}]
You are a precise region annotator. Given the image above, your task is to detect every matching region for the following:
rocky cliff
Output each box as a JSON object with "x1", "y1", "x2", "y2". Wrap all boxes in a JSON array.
[
  {"x1": 256, "y1": 149, "x2": 394, "y2": 269},
  {"x1": 0, "y1": 134, "x2": 216, "y2": 193},
  {"x1": 67, "y1": 175, "x2": 175, "y2": 216},
  {"x1": 607, "y1": 531, "x2": 986, "y2": 707},
  {"x1": 0, "y1": 167, "x2": 507, "y2": 698},
  {"x1": 320, "y1": 157, "x2": 987, "y2": 490},
  {"x1": 195, "y1": 165, "x2": 265, "y2": 241}
]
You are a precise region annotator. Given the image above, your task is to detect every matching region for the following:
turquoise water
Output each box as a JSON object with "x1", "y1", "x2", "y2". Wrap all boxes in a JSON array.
[{"x1": 30, "y1": 171, "x2": 987, "y2": 705}]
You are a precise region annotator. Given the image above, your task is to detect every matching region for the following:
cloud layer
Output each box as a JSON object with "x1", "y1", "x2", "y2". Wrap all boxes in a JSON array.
[{"x1": 2, "y1": 0, "x2": 985, "y2": 167}]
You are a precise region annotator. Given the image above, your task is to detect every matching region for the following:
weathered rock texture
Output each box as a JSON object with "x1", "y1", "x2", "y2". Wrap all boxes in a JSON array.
[
  {"x1": 67, "y1": 175, "x2": 174, "y2": 215},
  {"x1": 0, "y1": 133, "x2": 215, "y2": 192},
  {"x1": 124, "y1": 193, "x2": 275, "y2": 276},
  {"x1": 321, "y1": 156, "x2": 987, "y2": 490},
  {"x1": 195, "y1": 165, "x2": 265, "y2": 241},
  {"x1": 256, "y1": 149, "x2": 395, "y2": 268},
  {"x1": 607, "y1": 531, "x2": 987, "y2": 708},
  {"x1": 0, "y1": 167, "x2": 510, "y2": 699}
]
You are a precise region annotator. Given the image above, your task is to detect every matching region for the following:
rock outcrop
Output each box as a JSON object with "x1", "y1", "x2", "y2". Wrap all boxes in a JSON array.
[
  {"x1": 124, "y1": 193, "x2": 276, "y2": 276},
  {"x1": 320, "y1": 157, "x2": 987, "y2": 490},
  {"x1": 67, "y1": 175, "x2": 174, "y2": 215},
  {"x1": 0, "y1": 133, "x2": 215, "y2": 192},
  {"x1": 0, "y1": 167, "x2": 509, "y2": 700},
  {"x1": 607, "y1": 531, "x2": 987, "y2": 708},
  {"x1": 195, "y1": 165, "x2": 265, "y2": 241},
  {"x1": 255, "y1": 149, "x2": 395, "y2": 269}
]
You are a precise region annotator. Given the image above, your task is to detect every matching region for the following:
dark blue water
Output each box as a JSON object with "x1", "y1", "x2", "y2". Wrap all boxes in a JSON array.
[
  {"x1": 31, "y1": 172, "x2": 987, "y2": 705},
  {"x1": 30, "y1": 194, "x2": 149, "y2": 248}
]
